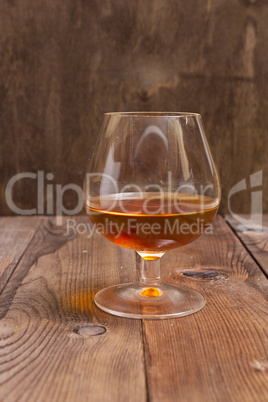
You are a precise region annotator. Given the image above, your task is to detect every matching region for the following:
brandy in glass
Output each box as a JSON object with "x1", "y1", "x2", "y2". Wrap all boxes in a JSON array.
[{"x1": 84, "y1": 112, "x2": 220, "y2": 319}]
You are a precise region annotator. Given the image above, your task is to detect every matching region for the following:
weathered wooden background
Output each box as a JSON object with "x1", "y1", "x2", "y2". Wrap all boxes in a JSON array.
[{"x1": 0, "y1": 0, "x2": 267, "y2": 215}]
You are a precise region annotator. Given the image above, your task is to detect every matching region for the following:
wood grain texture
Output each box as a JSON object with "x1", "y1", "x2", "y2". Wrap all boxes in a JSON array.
[
  {"x1": 0, "y1": 0, "x2": 267, "y2": 215},
  {"x1": 0, "y1": 217, "x2": 146, "y2": 402},
  {"x1": 0, "y1": 217, "x2": 76, "y2": 318},
  {"x1": 0, "y1": 217, "x2": 41, "y2": 293},
  {"x1": 144, "y1": 215, "x2": 268, "y2": 402},
  {"x1": 225, "y1": 214, "x2": 268, "y2": 276},
  {"x1": 0, "y1": 216, "x2": 267, "y2": 401}
]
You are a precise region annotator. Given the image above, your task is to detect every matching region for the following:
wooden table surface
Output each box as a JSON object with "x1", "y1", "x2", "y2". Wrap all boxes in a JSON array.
[{"x1": 0, "y1": 215, "x2": 267, "y2": 402}]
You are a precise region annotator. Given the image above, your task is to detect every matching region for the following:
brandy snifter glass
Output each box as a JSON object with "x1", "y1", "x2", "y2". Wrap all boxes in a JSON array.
[{"x1": 84, "y1": 112, "x2": 220, "y2": 319}]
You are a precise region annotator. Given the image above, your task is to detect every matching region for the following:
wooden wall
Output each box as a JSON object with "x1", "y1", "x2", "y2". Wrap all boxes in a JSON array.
[{"x1": 0, "y1": 0, "x2": 267, "y2": 215}]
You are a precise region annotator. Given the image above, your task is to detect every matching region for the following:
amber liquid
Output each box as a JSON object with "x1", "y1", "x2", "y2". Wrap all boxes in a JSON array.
[{"x1": 85, "y1": 193, "x2": 219, "y2": 258}]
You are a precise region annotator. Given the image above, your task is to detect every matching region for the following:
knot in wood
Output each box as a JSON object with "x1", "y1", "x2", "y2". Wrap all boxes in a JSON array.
[
  {"x1": 0, "y1": 319, "x2": 15, "y2": 339},
  {"x1": 182, "y1": 270, "x2": 228, "y2": 281},
  {"x1": 73, "y1": 325, "x2": 106, "y2": 337}
]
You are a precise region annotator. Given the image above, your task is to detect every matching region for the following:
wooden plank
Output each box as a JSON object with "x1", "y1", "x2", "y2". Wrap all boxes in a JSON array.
[
  {"x1": 0, "y1": 0, "x2": 268, "y2": 216},
  {"x1": 143, "y1": 215, "x2": 268, "y2": 402},
  {"x1": 0, "y1": 217, "x2": 146, "y2": 402},
  {"x1": 1, "y1": 216, "x2": 267, "y2": 401},
  {"x1": 0, "y1": 216, "x2": 78, "y2": 319},
  {"x1": 225, "y1": 214, "x2": 268, "y2": 276},
  {"x1": 0, "y1": 217, "x2": 41, "y2": 294}
]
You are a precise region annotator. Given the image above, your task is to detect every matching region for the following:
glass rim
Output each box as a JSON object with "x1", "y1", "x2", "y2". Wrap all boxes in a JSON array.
[{"x1": 104, "y1": 111, "x2": 201, "y2": 117}]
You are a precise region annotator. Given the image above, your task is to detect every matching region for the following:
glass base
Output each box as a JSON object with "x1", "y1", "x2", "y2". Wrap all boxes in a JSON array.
[{"x1": 94, "y1": 282, "x2": 206, "y2": 319}]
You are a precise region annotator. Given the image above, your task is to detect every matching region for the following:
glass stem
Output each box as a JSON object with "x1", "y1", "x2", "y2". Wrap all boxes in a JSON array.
[{"x1": 139, "y1": 257, "x2": 161, "y2": 288}]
